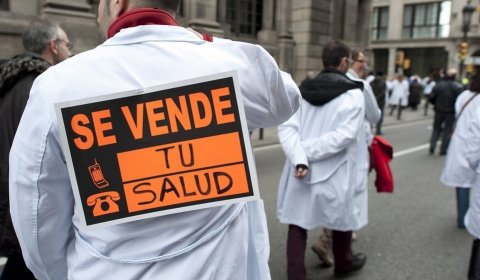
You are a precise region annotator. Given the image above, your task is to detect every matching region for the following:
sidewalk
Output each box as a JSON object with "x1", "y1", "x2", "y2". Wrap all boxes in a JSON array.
[{"x1": 250, "y1": 101, "x2": 434, "y2": 148}]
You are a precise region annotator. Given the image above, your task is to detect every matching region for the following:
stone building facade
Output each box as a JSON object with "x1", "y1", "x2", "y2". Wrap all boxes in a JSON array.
[
  {"x1": 0, "y1": 0, "x2": 371, "y2": 83},
  {"x1": 370, "y1": 0, "x2": 480, "y2": 78}
]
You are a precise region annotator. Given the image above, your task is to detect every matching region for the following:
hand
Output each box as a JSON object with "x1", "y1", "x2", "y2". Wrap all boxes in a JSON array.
[{"x1": 294, "y1": 164, "x2": 308, "y2": 179}]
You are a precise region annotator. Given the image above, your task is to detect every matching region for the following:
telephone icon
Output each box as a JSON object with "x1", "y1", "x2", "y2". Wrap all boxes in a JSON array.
[
  {"x1": 88, "y1": 159, "x2": 109, "y2": 189},
  {"x1": 86, "y1": 191, "x2": 120, "y2": 217}
]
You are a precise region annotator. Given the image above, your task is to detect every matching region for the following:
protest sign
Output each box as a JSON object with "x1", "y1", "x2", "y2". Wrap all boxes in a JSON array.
[{"x1": 55, "y1": 72, "x2": 259, "y2": 227}]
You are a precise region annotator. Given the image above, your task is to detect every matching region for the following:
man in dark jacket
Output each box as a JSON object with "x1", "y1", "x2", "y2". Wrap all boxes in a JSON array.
[
  {"x1": 428, "y1": 68, "x2": 463, "y2": 155},
  {"x1": 0, "y1": 19, "x2": 71, "y2": 279},
  {"x1": 370, "y1": 71, "x2": 387, "y2": 135}
]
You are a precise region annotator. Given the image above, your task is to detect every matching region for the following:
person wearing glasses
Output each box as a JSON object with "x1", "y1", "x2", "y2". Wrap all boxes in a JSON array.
[
  {"x1": 278, "y1": 40, "x2": 367, "y2": 279},
  {"x1": 311, "y1": 49, "x2": 380, "y2": 268},
  {"x1": 0, "y1": 19, "x2": 71, "y2": 280}
]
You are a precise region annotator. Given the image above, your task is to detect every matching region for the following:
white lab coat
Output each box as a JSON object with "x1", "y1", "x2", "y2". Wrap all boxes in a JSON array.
[
  {"x1": 276, "y1": 88, "x2": 367, "y2": 231},
  {"x1": 346, "y1": 70, "x2": 380, "y2": 227},
  {"x1": 9, "y1": 25, "x2": 300, "y2": 280},
  {"x1": 347, "y1": 70, "x2": 380, "y2": 144},
  {"x1": 441, "y1": 90, "x2": 480, "y2": 238},
  {"x1": 387, "y1": 79, "x2": 409, "y2": 106}
]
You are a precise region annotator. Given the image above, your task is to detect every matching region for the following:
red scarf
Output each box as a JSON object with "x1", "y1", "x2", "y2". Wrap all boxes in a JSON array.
[
  {"x1": 108, "y1": 8, "x2": 178, "y2": 38},
  {"x1": 107, "y1": 8, "x2": 213, "y2": 42}
]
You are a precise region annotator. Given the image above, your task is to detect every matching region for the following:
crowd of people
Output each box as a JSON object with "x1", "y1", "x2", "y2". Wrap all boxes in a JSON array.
[{"x1": 0, "y1": 1, "x2": 479, "y2": 280}]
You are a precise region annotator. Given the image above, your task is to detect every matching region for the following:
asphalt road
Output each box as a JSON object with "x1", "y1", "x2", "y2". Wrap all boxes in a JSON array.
[{"x1": 254, "y1": 119, "x2": 471, "y2": 280}]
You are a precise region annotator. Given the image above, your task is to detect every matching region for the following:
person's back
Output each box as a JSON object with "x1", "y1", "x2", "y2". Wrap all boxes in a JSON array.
[
  {"x1": 277, "y1": 40, "x2": 367, "y2": 279},
  {"x1": 430, "y1": 77, "x2": 463, "y2": 113},
  {"x1": 428, "y1": 68, "x2": 463, "y2": 155},
  {"x1": 370, "y1": 75, "x2": 386, "y2": 109},
  {"x1": 408, "y1": 78, "x2": 423, "y2": 110},
  {"x1": 9, "y1": 4, "x2": 300, "y2": 280},
  {"x1": 278, "y1": 77, "x2": 365, "y2": 227}
]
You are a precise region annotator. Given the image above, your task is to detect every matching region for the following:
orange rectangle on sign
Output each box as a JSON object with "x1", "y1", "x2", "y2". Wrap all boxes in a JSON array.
[
  {"x1": 123, "y1": 163, "x2": 249, "y2": 213},
  {"x1": 117, "y1": 132, "x2": 244, "y2": 182}
]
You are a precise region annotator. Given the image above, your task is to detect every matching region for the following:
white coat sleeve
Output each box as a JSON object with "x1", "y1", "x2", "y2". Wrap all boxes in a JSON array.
[
  {"x1": 300, "y1": 91, "x2": 364, "y2": 162},
  {"x1": 211, "y1": 40, "x2": 300, "y2": 130},
  {"x1": 465, "y1": 111, "x2": 480, "y2": 172},
  {"x1": 9, "y1": 75, "x2": 72, "y2": 280},
  {"x1": 386, "y1": 81, "x2": 393, "y2": 91},
  {"x1": 278, "y1": 110, "x2": 309, "y2": 167},
  {"x1": 363, "y1": 82, "x2": 381, "y2": 124},
  {"x1": 242, "y1": 46, "x2": 301, "y2": 130}
]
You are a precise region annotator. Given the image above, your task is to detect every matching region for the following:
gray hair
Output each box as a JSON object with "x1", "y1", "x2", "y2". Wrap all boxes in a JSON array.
[{"x1": 22, "y1": 19, "x2": 59, "y2": 55}]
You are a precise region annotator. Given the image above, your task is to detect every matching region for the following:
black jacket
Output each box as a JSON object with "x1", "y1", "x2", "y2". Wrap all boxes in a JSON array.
[
  {"x1": 370, "y1": 76, "x2": 386, "y2": 109},
  {"x1": 429, "y1": 78, "x2": 464, "y2": 114},
  {"x1": 0, "y1": 53, "x2": 50, "y2": 255},
  {"x1": 299, "y1": 68, "x2": 363, "y2": 106}
]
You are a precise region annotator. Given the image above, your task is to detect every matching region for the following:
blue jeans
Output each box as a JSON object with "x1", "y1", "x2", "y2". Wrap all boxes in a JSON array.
[{"x1": 457, "y1": 187, "x2": 470, "y2": 228}]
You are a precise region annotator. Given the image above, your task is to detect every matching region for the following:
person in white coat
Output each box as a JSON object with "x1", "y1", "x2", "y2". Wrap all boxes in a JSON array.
[
  {"x1": 8, "y1": 1, "x2": 301, "y2": 280},
  {"x1": 387, "y1": 74, "x2": 409, "y2": 120},
  {"x1": 311, "y1": 49, "x2": 380, "y2": 267},
  {"x1": 440, "y1": 50, "x2": 480, "y2": 279},
  {"x1": 277, "y1": 40, "x2": 367, "y2": 279}
]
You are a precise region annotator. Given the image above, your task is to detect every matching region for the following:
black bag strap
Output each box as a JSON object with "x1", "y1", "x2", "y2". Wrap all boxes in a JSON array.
[{"x1": 457, "y1": 92, "x2": 479, "y2": 121}]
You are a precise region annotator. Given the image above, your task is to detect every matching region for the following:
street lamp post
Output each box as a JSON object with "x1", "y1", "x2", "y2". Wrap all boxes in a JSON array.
[{"x1": 459, "y1": 0, "x2": 476, "y2": 78}]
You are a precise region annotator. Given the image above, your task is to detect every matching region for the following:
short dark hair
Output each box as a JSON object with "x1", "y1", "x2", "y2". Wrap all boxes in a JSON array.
[
  {"x1": 22, "y1": 19, "x2": 59, "y2": 55},
  {"x1": 132, "y1": 0, "x2": 180, "y2": 13},
  {"x1": 322, "y1": 40, "x2": 350, "y2": 68}
]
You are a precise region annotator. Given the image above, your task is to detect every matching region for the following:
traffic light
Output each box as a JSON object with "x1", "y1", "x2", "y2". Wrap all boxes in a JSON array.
[
  {"x1": 459, "y1": 42, "x2": 469, "y2": 60},
  {"x1": 395, "y1": 51, "x2": 405, "y2": 65}
]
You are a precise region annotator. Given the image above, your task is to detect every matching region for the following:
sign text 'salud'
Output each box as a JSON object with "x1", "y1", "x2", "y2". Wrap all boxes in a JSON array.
[{"x1": 55, "y1": 72, "x2": 259, "y2": 227}]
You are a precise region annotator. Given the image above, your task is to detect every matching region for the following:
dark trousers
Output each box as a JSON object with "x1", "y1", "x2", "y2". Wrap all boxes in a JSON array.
[
  {"x1": 469, "y1": 239, "x2": 480, "y2": 280},
  {"x1": 389, "y1": 98, "x2": 403, "y2": 120},
  {"x1": 0, "y1": 253, "x2": 35, "y2": 280},
  {"x1": 287, "y1": 225, "x2": 353, "y2": 280},
  {"x1": 287, "y1": 225, "x2": 307, "y2": 280},
  {"x1": 430, "y1": 112, "x2": 455, "y2": 154},
  {"x1": 457, "y1": 187, "x2": 470, "y2": 228},
  {"x1": 424, "y1": 96, "x2": 430, "y2": 116},
  {"x1": 332, "y1": 230, "x2": 353, "y2": 271}
]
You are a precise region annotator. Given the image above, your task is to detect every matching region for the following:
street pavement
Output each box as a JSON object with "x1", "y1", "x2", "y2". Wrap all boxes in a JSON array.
[
  {"x1": 251, "y1": 102, "x2": 434, "y2": 148},
  {"x1": 253, "y1": 101, "x2": 471, "y2": 279}
]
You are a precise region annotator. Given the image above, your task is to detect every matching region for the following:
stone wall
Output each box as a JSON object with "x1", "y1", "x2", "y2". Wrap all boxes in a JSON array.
[{"x1": 0, "y1": 0, "x2": 371, "y2": 83}]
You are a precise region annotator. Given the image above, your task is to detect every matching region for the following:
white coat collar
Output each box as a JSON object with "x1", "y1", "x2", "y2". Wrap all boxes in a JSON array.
[{"x1": 101, "y1": 25, "x2": 205, "y2": 46}]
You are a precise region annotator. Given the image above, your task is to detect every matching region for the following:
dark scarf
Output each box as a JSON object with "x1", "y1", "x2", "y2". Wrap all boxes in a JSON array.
[
  {"x1": 0, "y1": 53, "x2": 50, "y2": 97},
  {"x1": 300, "y1": 68, "x2": 363, "y2": 106},
  {"x1": 108, "y1": 8, "x2": 178, "y2": 38}
]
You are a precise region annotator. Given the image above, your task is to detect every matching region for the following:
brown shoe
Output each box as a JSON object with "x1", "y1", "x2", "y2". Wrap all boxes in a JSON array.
[
  {"x1": 311, "y1": 245, "x2": 334, "y2": 267},
  {"x1": 311, "y1": 228, "x2": 334, "y2": 267}
]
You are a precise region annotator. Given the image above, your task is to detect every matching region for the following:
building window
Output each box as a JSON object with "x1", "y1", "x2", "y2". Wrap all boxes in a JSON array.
[
  {"x1": 402, "y1": 1, "x2": 451, "y2": 39},
  {"x1": 371, "y1": 6, "x2": 389, "y2": 40},
  {"x1": 226, "y1": 0, "x2": 263, "y2": 36},
  {"x1": 0, "y1": 0, "x2": 9, "y2": 10}
]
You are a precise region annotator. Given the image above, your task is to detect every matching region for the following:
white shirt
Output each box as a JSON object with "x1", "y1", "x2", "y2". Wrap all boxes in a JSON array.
[{"x1": 9, "y1": 25, "x2": 300, "y2": 280}]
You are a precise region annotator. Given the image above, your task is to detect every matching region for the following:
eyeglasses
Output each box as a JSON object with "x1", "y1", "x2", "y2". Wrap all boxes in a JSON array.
[
  {"x1": 354, "y1": 59, "x2": 366, "y2": 64},
  {"x1": 56, "y1": 39, "x2": 74, "y2": 51}
]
